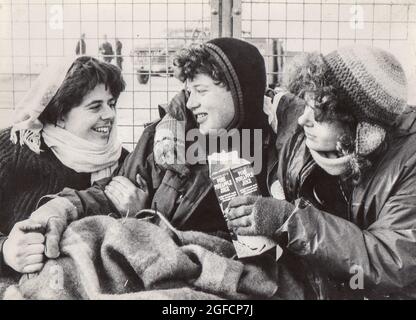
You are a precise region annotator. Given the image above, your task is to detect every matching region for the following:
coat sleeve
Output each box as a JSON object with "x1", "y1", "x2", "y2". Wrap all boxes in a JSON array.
[
  {"x1": 0, "y1": 235, "x2": 18, "y2": 277},
  {"x1": 0, "y1": 129, "x2": 20, "y2": 276},
  {"x1": 275, "y1": 155, "x2": 416, "y2": 294},
  {"x1": 0, "y1": 128, "x2": 19, "y2": 225},
  {"x1": 46, "y1": 89, "x2": 188, "y2": 219},
  {"x1": 56, "y1": 125, "x2": 157, "y2": 219}
]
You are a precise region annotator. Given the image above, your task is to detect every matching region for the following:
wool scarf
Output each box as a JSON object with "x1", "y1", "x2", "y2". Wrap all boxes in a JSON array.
[
  {"x1": 308, "y1": 148, "x2": 351, "y2": 176},
  {"x1": 42, "y1": 124, "x2": 122, "y2": 184}
]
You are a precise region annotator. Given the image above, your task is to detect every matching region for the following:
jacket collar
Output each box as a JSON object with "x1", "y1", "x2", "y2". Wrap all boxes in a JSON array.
[{"x1": 391, "y1": 106, "x2": 416, "y2": 138}]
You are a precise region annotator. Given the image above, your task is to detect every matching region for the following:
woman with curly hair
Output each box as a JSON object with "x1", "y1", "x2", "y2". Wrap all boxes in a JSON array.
[
  {"x1": 282, "y1": 50, "x2": 372, "y2": 182},
  {"x1": 227, "y1": 45, "x2": 416, "y2": 299}
]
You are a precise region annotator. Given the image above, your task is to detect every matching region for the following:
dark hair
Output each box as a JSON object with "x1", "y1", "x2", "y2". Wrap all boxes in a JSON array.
[
  {"x1": 39, "y1": 56, "x2": 126, "y2": 125},
  {"x1": 282, "y1": 51, "x2": 373, "y2": 183},
  {"x1": 283, "y1": 52, "x2": 355, "y2": 124},
  {"x1": 173, "y1": 43, "x2": 229, "y2": 89}
]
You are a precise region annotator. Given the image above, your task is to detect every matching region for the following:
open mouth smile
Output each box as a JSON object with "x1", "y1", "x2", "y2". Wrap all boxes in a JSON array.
[
  {"x1": 93, "y1": 126, "x2": 111, "y2": 135},
  {"x1": 195, "y1": 113, "x2": 208, "y2": 124}
]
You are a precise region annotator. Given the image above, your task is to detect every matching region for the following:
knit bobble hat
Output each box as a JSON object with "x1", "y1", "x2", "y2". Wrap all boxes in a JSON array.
[{"x1": 323, "y1": 45, "x2": 408, "y2": 155}]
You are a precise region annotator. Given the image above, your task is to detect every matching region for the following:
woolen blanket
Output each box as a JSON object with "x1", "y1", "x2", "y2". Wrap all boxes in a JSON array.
[{"x1": 3, "y1": 215, "x2": 279, "y2": 300}]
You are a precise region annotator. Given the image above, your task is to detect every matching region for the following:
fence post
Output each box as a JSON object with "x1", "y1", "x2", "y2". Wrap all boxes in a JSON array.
[
  {"x1": 222, "y1": 0, "x2": 233, "y2": 37},
  {"x1": 210, "y1": 0, "x2": 220, "y2": 38},
  {"x1": 210, "y1": 0, "x2": 241, "y2": 39},
  {"x1": 232, "y1": 0, "x2": 242, "y2": 38}
]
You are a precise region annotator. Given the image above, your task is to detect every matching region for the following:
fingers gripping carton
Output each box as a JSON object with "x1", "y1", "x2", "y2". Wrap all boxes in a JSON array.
[{"x1": 208, "y1": 151, "x2": 279, "y2": 259}]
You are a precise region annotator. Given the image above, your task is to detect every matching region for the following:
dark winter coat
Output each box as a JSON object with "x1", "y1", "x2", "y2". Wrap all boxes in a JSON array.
[
  {"x1": 271, "y1": 106, "x2": 416, "y2": 299},
  {"x1": 0, "y1": 127, "x2": 128, "y2": 275}
]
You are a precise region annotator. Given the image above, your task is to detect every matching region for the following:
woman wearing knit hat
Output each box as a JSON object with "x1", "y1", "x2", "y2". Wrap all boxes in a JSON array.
[
  {"x1": 0, "y1": 56, "x2": 137, "y2": 276},
  {"x1": 227, "y1": 45, "x2": 416, "y2": 299}
]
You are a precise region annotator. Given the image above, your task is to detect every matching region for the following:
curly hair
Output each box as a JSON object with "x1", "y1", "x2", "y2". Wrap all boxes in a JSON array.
[
  {"x1": 283, "y1": 52, "x2": 355, "y2": 124},
  {"x1": 39, "y1": 56, "x2": 126, "y2": 125},
  {"x1": 282, "y1": 52, "x2": 374, "y2": 183},
  {"x1": 172, "y1": 43, "x2": 229, "y2": 89}
]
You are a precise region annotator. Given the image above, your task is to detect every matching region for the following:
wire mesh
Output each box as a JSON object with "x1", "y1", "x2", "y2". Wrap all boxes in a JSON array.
[
  {"x1": 240, "y1": 0, "x2": 416, "y2": 103},
  {"x1": 0, "y1": 0, "x2": 211, "y2": 151},
  {"x1": 1, "y1": 0, "x2": 415, "y2": 150}
]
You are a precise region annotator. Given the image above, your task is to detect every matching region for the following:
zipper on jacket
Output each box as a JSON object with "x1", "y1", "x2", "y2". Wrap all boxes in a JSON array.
[
  {"x1": 266, "y1": 158, "x2": 279, "y2": 196},
  {"x1": 338, "y1": 179, "x2": 354, "y2": 222}
]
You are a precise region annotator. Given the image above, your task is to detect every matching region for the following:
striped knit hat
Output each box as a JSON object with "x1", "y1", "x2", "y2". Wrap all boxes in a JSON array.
[
  {"x1": 205, "y1": 38, "x2": 268, "y2": 131},
  {"x1": 323, "y1": 45, "x2": 408, "y2": 155}
]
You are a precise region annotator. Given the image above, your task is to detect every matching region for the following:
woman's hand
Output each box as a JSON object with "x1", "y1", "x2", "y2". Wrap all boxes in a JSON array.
[
  {"x1": 226, "y1": 196, "x2": 295, "y2": 237},
  {"x1": 105, "y1": 175, "x2": 149, "y2": 216},
  {"x1": 2, "y1": 220, "x2": 45, "y2": 273}
]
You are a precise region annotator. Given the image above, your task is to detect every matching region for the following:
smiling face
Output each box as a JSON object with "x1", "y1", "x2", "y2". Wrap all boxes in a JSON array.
[
  {"x1": 298, "y1": 92, "x2": 350, "y2": 153},
  {"x1": 61, "y1": 84, "x2": 116, "y2": 145},
  {"x1": 185, "y1": 73, "x2": 235, "y2": 135}
]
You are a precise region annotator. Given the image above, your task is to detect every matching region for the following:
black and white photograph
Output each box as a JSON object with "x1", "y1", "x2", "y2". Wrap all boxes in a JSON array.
[{"x1": 0, "y1": 0, "x2": 415, "y2": 304}]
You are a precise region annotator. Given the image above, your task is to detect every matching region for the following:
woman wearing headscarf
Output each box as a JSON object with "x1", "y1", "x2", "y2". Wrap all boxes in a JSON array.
[{"x1": 0, "y1": 56, "x2": 135, "y2": 275}]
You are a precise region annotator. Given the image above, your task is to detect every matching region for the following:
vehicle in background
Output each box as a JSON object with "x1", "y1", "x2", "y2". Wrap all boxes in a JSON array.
[
  {"x1": 131, "y1": 25, "x2": 210, "y2": 85},
  {"x1": 131, "y1": 26, "x2": 297, "y2": 87},
  {"x1": 132, "y1": 47, "x2": 174, "y2": 84}
]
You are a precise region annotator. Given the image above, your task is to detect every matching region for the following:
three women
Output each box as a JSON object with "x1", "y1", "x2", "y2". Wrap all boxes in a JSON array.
[{"x1": 6, "y1": 40, "x2": 416, "y2": 299}]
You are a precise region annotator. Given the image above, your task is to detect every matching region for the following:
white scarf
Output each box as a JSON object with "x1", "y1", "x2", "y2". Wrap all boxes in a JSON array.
[
  {"x1": 42, "y1": 124, "x2": 122, "y2": 184},
  {"x1": 309, "y1": 148, "x2": 352, "y2": 176}
]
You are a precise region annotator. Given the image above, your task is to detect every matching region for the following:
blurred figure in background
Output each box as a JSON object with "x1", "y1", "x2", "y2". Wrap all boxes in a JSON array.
[
  {"x1": 115, "y1": 38, "x2": 123, "y2": 70},
  {"x1": 99, "y1": 34, "x2": 114, "y2": 63},
  {"x1": 75, "y1": 33, "x2": 86, "y2": 55}
]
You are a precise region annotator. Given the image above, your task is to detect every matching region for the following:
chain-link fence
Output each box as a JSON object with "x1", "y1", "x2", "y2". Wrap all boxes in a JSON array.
[
  {"x1": 0, "y1": 0, "x2": 211, "y2": 150},
  {"x1": 1, "y1": 0, "x2": 415, "y2": 149},
  {"x1": 240, "y1": 0, "x2": 416, "y2": 101}
]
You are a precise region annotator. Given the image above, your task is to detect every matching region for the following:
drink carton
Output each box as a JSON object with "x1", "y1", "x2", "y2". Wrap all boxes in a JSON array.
[{"x1": 208, "y1": 151, "x2": 278, "y2": 258}]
